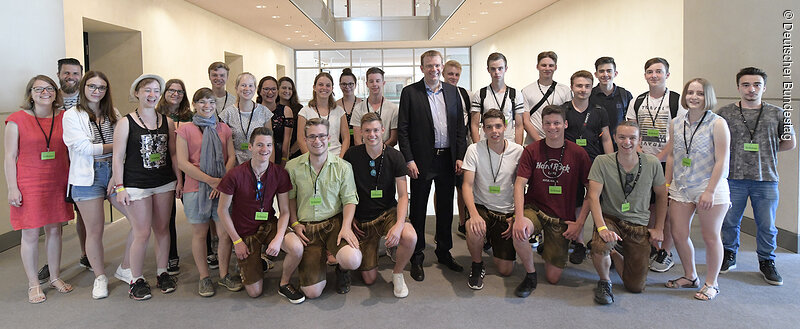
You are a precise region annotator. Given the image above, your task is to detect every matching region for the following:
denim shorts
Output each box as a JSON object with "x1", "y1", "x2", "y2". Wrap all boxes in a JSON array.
[
  {"x1": 127, "y1": 181, "x2": 176, "y2": 201},
  {"x1": 182, "y1": 191, "x2": 221, "y2": 224},
  {"x1": 71, "y1": 161, "x2": 113, "y2": 202}
]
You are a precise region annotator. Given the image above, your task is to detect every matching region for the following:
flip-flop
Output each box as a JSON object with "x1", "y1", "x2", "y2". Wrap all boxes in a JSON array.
[
  {"x1": 665, "y1": 276, "x2": 699, "y2": 289},
  {"x1": 694, "y1": 283, "x2": 720, "y2": 301},
  {"x1": 28, "y1": 285, "x2": 46, "y2": 304}
]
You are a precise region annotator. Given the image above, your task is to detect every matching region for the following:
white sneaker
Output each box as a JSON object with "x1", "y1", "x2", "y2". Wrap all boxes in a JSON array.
[
  {"x1": 392, "y1": 273, "x2": 408, "y2": 298},
  {"x1": 114, "y1": 265, "x2": 133, "y2": 283},
  {"x1": 92, "y1": 275, "x2": 109, "y2": 299}
]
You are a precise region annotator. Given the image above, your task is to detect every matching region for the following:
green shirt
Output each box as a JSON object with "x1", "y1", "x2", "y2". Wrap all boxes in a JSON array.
[
  {"x1": 286, "y1": 152, "x2": 359, "y2": 223},
  {"x1": 588, "y1": 152, "x2": 665, "y2": 226}
]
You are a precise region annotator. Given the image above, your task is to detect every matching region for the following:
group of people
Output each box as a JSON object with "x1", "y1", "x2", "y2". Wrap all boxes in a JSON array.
[{"x1": 5, "y1": 50, "x2": 792, "y2": 306}]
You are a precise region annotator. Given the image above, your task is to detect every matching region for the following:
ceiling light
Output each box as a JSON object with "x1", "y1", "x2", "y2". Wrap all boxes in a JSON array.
[
  {"x1": 256, "y1": 5, "x2": 266, "y2": 9},
  {"x1": 480, "y1": 11, "x2": 489, "y2": 15},
  {"x1": 469, "y1": 20, "x2": 477, "y2": 24},
  {"x1": 455, "y1": 32, "x2": 462, "y2": 35},
  {"x1": 286, "y1": 37, "x2": 291, "y2": 40},
  {"x1": 460, "y1": 27, "x2": 467, "y2": 30},
  {"x1": 314, "y1": 43, "x2": 320, "y2": 46},
  {"x1": 294, "y1": 30, "x2": 301, "y2": 33},
  {"x1": 284, "y1": 24, "x2": 291, "y2": 27},
  {"x1": 492, "y1": 1, "x2": 503, "y2": 4},
  {"x1": 308, "y1": 39, "x2": 314, "y2": 42},
  {"x1": 301, "y1": 35, "x2": 308, "y2": 37},
  {"x1": 472, "y1": 34, "x2": 478, "y2": 37},
  {"x1": 271, "y1": 15, "x2": 280, "y2": 18}
]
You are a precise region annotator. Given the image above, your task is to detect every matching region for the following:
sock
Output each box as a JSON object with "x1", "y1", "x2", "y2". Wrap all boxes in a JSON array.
[
  {"x1": 157, "y1": 268, "x2": 167, "y2": 276},
  {"x1": 132, "y1": 275, "x2": 144, "y2": 284}
]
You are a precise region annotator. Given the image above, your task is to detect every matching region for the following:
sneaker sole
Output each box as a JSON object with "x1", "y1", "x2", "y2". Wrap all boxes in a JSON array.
[
  {"x1": 594, "y1": 296, "x2": 613, "y2": 305},
  {"x1": 719, "y1": 264, "x2": 736, "y2": 274},
  {"x1": 761, "y1": 273, "x2": 783, "y2": 286},
  {"x1": 649, "y1": 262, "x2": 675, "y2": 273},
  {"x1": 79, "y1": 263, "x2": 92, "y2": 270},
  {"x1": 114, "y1": 274, "x2": 131, "y2": 284},
  {"x1": 219, "y1": 283, "x2": 243, "y2": 292},
  {"x1": 199, "y1": 290, "x2": 215, "y2": 297},
  {"x1": 93, "y1": 292, "x2": 108, "y2": 300},
  {"x1": 468, "y1": 283, "x2": 484, "y2": 290},
  {"x1": 160, "y1": 287, "x2": 176, "y2": 294},
  {"x1": 130, "y1": 293, "x2": 152, "y2": 301},
  {"x1": 278, "y1": 291, "x2": 305, "y2": 304},
  {"x1": 167, "y1": 270, "x2": 180, "y2": 276}
]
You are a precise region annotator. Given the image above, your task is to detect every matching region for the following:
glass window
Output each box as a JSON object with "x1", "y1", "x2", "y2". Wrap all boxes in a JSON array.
[
  {"x1": 457, "y1": 65, "x2": 471, "y2": 91},
  {"x1": 350, "y1": 0, "x2": 381, "y2": 17},
  {"x1": 320, "y1": 50, "x2": 351, "y2": 67},
  {"x1": 383, "y1": 49, "x2": 414, "y2": 66},
  {"x1": 296, "y1": 68, "x2": 320, "y2": 105},
  {"x1": 296, "y1": 51, "x2": 319, "y2": 68},
  {"x1": 445, "y1": 47, "x2": 470, "y2": 65},
  {"x1": 383, "y1": 0, "x2": 412, "y2": 16},
  {"x1": 327, "y1": 67, "x2": 368, "y2": 100},
  {"x1": 414, "y1": 0, "x2": 431, "y2": 16},
  {"x1": 414, "y1": 48, "x2": 445, "y2": 66},
  {"x1": 383, "y1": 66, "x2": 415, "y2": 103},
  {"x1": 352, "y1": 49, "x2": 382, "y2": 67},
  {"x1": 332, "y1": 0, "x2": 347, "y2": 17}
]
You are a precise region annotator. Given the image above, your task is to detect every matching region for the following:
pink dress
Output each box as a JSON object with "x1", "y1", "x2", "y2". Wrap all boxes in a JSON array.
[{"x1": 5, "y1": 110, "x2": 74, "y2": 230}]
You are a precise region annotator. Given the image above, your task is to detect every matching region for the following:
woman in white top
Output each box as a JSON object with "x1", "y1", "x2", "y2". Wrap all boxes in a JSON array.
[
  {"x1": 62, "y1": 71, "x2": 129, "y2": 299},
  {"x1": 297, "y1": 72, "x2": 349, "y2": 157},
  {"x1": 219, "y1": 72, "x2": 273, "y2": 165},
  {"x1": 664, "y1": 78, "x2": 730, "y2": 301}
]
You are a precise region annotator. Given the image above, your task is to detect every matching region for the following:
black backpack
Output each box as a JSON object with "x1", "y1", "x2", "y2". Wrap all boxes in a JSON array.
[
  {"x1": 478, "y1": 86, "x2": 517, "y2": 123},
  {"x1": 632, "y1": 90, "x2": 680, "y2": 119}
]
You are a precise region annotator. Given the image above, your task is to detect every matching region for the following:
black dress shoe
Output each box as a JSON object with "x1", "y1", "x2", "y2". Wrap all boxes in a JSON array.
[
  {"x1": 410, "y1": 262, "x2": 425, "y2": 281},
  {"x1": 437, "y1": 254, "x2": 464, "y2": 272}
]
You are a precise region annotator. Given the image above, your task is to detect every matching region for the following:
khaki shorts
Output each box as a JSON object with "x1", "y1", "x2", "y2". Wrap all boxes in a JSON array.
[
  {"x1": 237, "y1": 221, "x2": 280, "y2": 285},
  {"x1": 474, "y1": 204, "x2": 516, "y2": 261},
  {"x1": 590, "y1": 214, "x2": 651, "y2": 293},
  {"x1": 523, "y1": 205, "x2": 570, "y2": 269},
  {"x1": 297, "y1": 214, "x2": 347, "y2": 287},
  {"x1": 355, "y1": 207, "x2": 398, "y2": 271}
]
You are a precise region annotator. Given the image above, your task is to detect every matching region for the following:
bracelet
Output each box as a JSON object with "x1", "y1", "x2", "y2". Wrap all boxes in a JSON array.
[
  {"x1": 291, "y1": 221, "x2": 300, "y2": 228},
  {"x1": 233, "y1": 238, "x2": 243, "y2": 245},
  {"x1": 597, "y1": 225, "x2": 608, "y2": 233},
  {"x1": 113, "y1": 184, "x2": 124, "y2": 189},
  {"x1": 665, "y1": 183, "x2": 670, "y2": 187},
  {"x1": 115, "y1": 187, "x2": 126, "y2": 193},
  {"x1": 281, "y1": 157, "x2": 288, "y2": 161}
]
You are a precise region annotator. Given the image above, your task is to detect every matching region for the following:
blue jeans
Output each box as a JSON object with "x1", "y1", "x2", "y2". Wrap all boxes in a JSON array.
[{"x1": 721, "y1": 179, "x2": 779, "y2": 261}]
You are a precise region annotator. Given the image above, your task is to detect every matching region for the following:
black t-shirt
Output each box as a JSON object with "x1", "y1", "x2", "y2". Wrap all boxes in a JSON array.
[
  {"x1": 589, "y1": 85, "x2": 633, "y2": 142},
  {"x1": 563, "y1": 102, "x2": 610, "y2": 161},
  {"x1": 343, "y1": 144, "x2": 408, "y2": 222}
]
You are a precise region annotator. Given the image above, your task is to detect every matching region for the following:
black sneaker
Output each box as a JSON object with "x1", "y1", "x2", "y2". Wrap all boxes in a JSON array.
[
  {"x1": 278, "y1": 283, "x2": 305, "y2": 304},
  {"x1": 129, "y1": 278, "x2": 152, "y2": 300},
  {"x1": 335, "y1": 265, "x2": 351, "y2": 294},
  {"x1": 536, "y1": 242, "x2": 544, "y2": 255},
  {"x1": 483, "y1": 241, "x2": 492, "y2": 253},
  {"x1": 569, "y1": 242, "x2": 586, "y2": 265},
  {"x1": 37, "y1": 264, "x2": 50, "y2": 284},
  {"x1": 207, "y1": 254, "x2": 219, "y2": 269},
  {"x1": 593, "y1": 280, "x2": 614, "y2": 305},
  {"x1": 457, "y1": 224, "x2": 466, "y2": 239},
  {"x1": 79, "y1": 255, "x2": 92, "y2": 270},
  {"x1": 514, "y1": 273, "x2": 537, "y2": 298},
  {"x1": 167, "y1": 258, "x2": 180, "y2": 275},
  {"x1": 720, "y1": 250, "x2": 736, "y2": 273},
  {"x1": 157, "y1": 272, "x2": 177, "y2": 293},
  {"x1": 759, "y1": 260, "x2": 783, "y2": 286},
  {"x1": 468, "y1": 262, "x2": 485, "y2": 290}
]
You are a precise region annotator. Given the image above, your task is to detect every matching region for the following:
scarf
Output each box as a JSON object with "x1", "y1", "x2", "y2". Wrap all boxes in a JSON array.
[{"x1": 193, "y1": 113, "x2": 226, "y2": 214}]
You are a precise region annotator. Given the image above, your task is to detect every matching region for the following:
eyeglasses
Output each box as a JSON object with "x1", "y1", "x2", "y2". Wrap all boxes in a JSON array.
[
  {"x1": 261, "y1": 87, "x2": 278, "y2": 92},
  {"x1": 369, "y1": 160, "x2": 377, "y2": 176},
  {"x1": 340, "y1": 82, "x2": 355, "y2": 88},
  {"x1": 87, "y1": 84, "x2": 108, "y2": 92},
  {"x1": 166, "y1": 89, "x2": 185, "y2": 95},
  {"x1": 31, "y1": 86, "x2": 55, "y2": 94},
  {"x1": 255, "y1": 180, "x2": 263, "y2": 201},
  {"x1": 305, "y1": 134, "x2": 328, "y2": 141}
]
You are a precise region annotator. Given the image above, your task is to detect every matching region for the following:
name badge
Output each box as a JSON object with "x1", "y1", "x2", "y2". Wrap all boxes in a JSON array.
[
  {"x1": 240, "y1": 142, "x2": 249, "y2": 150},
  {"x1": 621, "y1": 202, "x2": 631, "y2": 212},
  {"x1": 149, "y1": 153, "x2": 161, "y2": 162},
  {"x1": 349, "y1": 128, "x2": 354, "y2": 135},
  {"x1": 744, "y1": 143, "x2": 759, "y2": 152},
  {"x1": 646, "y1": 129, "x2": 660, "y2": 137},
  {"x1": 40, "y1": 151, "x2": 55, "y2": 160},
  {"x1": 681, "y1": 157, "x2": 692, "y2": 167},
  {"x1": 576, "y1": 139, "x2": 587, "y2": 146},
  {"x1": 370, "y1": 189, "x2": 383, "y2": 198},
  {"x1": 309, "y1": 195, "x2": 322, "y2": 206},
  {"x1": 255, "y1": 211, "x2": 269, "y2": 221},
  {"x1": 489, "y1": 185, "x2": 501, "y2": 194},
  {"x1": 548, "y1": 185, "x2": 562, "y2": 195}
]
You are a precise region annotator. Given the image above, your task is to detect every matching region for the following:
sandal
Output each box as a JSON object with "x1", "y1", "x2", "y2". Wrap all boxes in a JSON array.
[
  {"x1": 28, "y1": 285, "x2": 46, "y2": 304},
  {"x1": 49, "y1": 278, "x2": 73, "y2": 293},
  {"x1": 694, "y1": 283, "x2": 720, "y2": 301},
  {"x1": 665, "y1": 276, "x2": 699, "y2": 289}
]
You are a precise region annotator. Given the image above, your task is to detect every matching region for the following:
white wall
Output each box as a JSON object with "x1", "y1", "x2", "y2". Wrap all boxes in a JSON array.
[
  {"x1": 470, "y1": 0, "x2": 683, "y2": 96},
  {"x1": 62, "y1": 0, "x2": 295, "y2": 112}
]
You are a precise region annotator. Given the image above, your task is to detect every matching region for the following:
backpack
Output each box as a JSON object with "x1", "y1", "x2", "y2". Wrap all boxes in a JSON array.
[
  {"x1": 632, "y1": 90, "x2": 680, "y2": 119},
  {"x1": 478, "y1": 86, "x2": 517, "y2": 123}
]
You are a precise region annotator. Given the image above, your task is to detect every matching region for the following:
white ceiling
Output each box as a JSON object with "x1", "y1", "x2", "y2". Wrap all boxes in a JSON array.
[{"x1": 185, "y1": 0, "x2": 557, "y2": 49}]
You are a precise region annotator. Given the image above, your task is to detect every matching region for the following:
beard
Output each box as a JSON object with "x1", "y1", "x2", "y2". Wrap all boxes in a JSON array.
[{"x1": 60, "y1": 78, "x2": 79, "y2": 94}]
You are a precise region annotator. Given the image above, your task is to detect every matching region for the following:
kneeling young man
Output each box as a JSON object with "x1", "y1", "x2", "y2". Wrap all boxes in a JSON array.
[
  {"x1": 461, "y1": 109, "x2": 528, "y2": 293},
  {"x1": 514, "y1": 105, "x2": 592, "y2": 286},
  {"x1": 586, "y1": 121, "x2": 666, "y2": 305},
  {"x1": 343, "y1": 113, "x2": 417, "y2": 298},
  {"x1": 285, "y1": 118, "x2": 362, "y2": 299},
  {"x1": 217, "y1": 127, "x2": 305, "y2": 303}
]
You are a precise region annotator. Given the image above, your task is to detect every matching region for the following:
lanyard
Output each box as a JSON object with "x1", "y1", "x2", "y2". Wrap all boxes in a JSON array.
[
  {"x1": 314, "y1": 106, "x2": 330, "y2": 121},
  {"x1": 32, "y1": 109, "x2": 55, "y2": 151},
  {"x1": 369, "y1": 97, "x2": 384, "y2": 117},
  {"x1": 615, "y1": 152, "x2": 642, "y2": 202},
  {"x1": 249, "y1": 161, "x2": 267, "y2": 211},
  {"x1": 489, "y1": 85, "x2": 509, "y2": 114},
  {"x1": 90, "y1": 115, "x2": 109, "y2": 145},
  {"x1": 238, "y1": 101, "x2": 256, "y2": 138},
  {"x1": 371, "y1": 145, "x2": 385, "y2": 189},
  {"x1": 737, "y1": 102, "x2": 764, "y2": 142},
  {"x1": 537, "y1": 81, "x2": 553, "y2": 105},
  {"x1": 574, "y1": 102, "x2": 593, "y2": 139},
  {"x1": 308, "y1": 160, "x2": 326, "y2": 195},
  {"x1": 541, "y1": 141, "x2": 566, "y2": 185},
  {"x1": 135, "y1": 109, "x2": 160, "y2": 137},
  {"x1": 486, "y1": 140, "x2": 507, "y2": 183},
  {"x1": 645, "y1": 89, "x2": 668, "y2": 128},
  {"x1": 683, "y1": 111, "x2": 708, "y2": 155},
  {"x1": 346, "y1": 97, "x2": 358, "y2": 115}
]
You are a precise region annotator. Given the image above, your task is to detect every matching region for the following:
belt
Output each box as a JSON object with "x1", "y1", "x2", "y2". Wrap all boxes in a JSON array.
[
  {"x1": 434, "y1": 148, "x2": 450, "y2": 156},
  {"x1": 94, "y1": 157, "x2": 112, "y2": 162}
]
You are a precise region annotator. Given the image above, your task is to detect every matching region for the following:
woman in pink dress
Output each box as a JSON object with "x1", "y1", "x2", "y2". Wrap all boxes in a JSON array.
[{"x1": 5, "y1": 75, "x2": 75, "y2": 303}]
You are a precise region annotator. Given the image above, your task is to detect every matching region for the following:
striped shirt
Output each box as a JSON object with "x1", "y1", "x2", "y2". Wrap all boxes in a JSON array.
[
  {"x1": 671, "y1": 110, "x2": 725, "y2": 190},
  {"x1": 91, "y1": 117, "x2": 114, "y2": 159}
]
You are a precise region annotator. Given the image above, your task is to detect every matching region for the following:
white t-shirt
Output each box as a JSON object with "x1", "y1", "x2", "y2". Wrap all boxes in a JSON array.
[
  {"x1": 214, "y1": 91, "x2": 236, "y2": 115},
  {"x1": 349, "y1": 97, "x2": 399, "y2": 143},
  {"x1": 299, "y1": 105, "x2": 347, "y2": 156},
  {"x1": 219, "y1": 102, "x2": 274, "y2": 164},
  {"x1": 470, "y1": 85, "x2": 525, "y2": 141},
  {"x1": 461, "y1": 140, "x2": 524, "y2": 213},
  {"x1": 521, "y1": 81, "x2": 572, "y2": 145},
  {"x1": 624, "y1": 90, "x2": 687, "y2": 156}
]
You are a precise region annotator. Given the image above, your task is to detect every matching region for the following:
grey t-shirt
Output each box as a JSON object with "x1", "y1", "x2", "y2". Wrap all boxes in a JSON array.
[
  {"x1": 588, "y1": 152, "x2": 665, "y2": 226},
  {"x1": 717, "y1": 102, "x2": 793, "y2": 182}
]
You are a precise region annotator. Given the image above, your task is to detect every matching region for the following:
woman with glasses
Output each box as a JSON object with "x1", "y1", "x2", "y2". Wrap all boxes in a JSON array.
[
  {"x1": 5, "y1": 75, "x2": 74, "y2": 303},
  {"x1": 220, "y1": 73, "x2": 273, "y2": 165},
  {"x1": 336, "y1": 68, "x2": 360, "y2": 148},
  {"x1": 298, "y1": 72, "x2": 349, "y2": 157},
  {"x1": 112, "y1": 74, "x2": 181, "y2": 300},
  {"x1": 257, "y1": 76, "x2": 294, "y2": 166},
  {"x1": 278, "y1": 77, "x2": 303, "y2": 160},
  {"x1": 156, "y1": 79, "x2": 193, "y2": 275},
  {"x1": 176, "y1": 88, "x2": 237, "y2": 296},
  {"x1": 63, "y1": 71, "x2": 130, "y2": 299}
]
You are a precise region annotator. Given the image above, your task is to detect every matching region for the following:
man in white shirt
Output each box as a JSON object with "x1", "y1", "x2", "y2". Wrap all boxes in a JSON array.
[
  {"x1": 470, "y1": 52, "x2": 525, "y2": 144},
  {"x1": 521, "y1": 51, "x2": 572, "y2": 144},
  {"x1": 350, "y1": 67, "x2": 399, "y2": 147},
  {"x1": 208, "y1": 62, "x2": 236, "y2": 116}
]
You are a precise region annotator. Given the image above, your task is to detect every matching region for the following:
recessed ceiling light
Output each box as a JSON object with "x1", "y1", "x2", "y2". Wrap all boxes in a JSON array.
[
  {"x1": 256, "y1": 5, "x2": 266, "y2": 9},
  {"x1": 480, "y1": 11, "x2": 489, "y2": 15},
  {"x1": 469, "y1": 20, "x2": 477, "y2": 24},
  {"x1": 472, "y1": 34, "x2": 478, "y2": 37},
  {"x1": 284, "y1": 24, "x2": 291, "y2": 27},
  {"x1": 308, "y1": 39, "x2": 314, "y2": 42},
  {"x1": 271, "y1": 15, "x2": 280, "y2": 18},
  {"x1": 301, "y1": 35, "x2": 308, "y2": 38},
  {"x1": 286, "y1": 37, "x2": 291, "y2": 40},
  {"x1": 294, "y1": 30, "x2": 301, "y2": 33},
  {"x1": 492, "y1": 1, "x2": 503, "y2": 4},
  {"x1": 460, "y1": 27, "x2": 467, "y2": 30},
  {"x1": 455, "y1": 32, "x2": 463, "y2": 35},
  {"x1": 314, "y1": 43, "x2": 319, "y2": 46}
]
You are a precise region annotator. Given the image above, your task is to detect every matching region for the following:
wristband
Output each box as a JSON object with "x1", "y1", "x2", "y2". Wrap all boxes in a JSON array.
[
  {"x1": 291, "y1": 221, "x2": 300, "y2": 228},
  {"x1": 281, "y1": 157, "x2": 288, "y2": 161},
  {"x1": 233, "y1": 238, "x2": 243, "y2": 245},
  {"x1": 597, "y1": 225, "x2": 608, "y2": 233},
  {"x1": 665, "y1": 183, "x2": 670, "y2": 187},
  {"x1": 115, "y1": 187, "x2": 126, "y2": 193}
]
